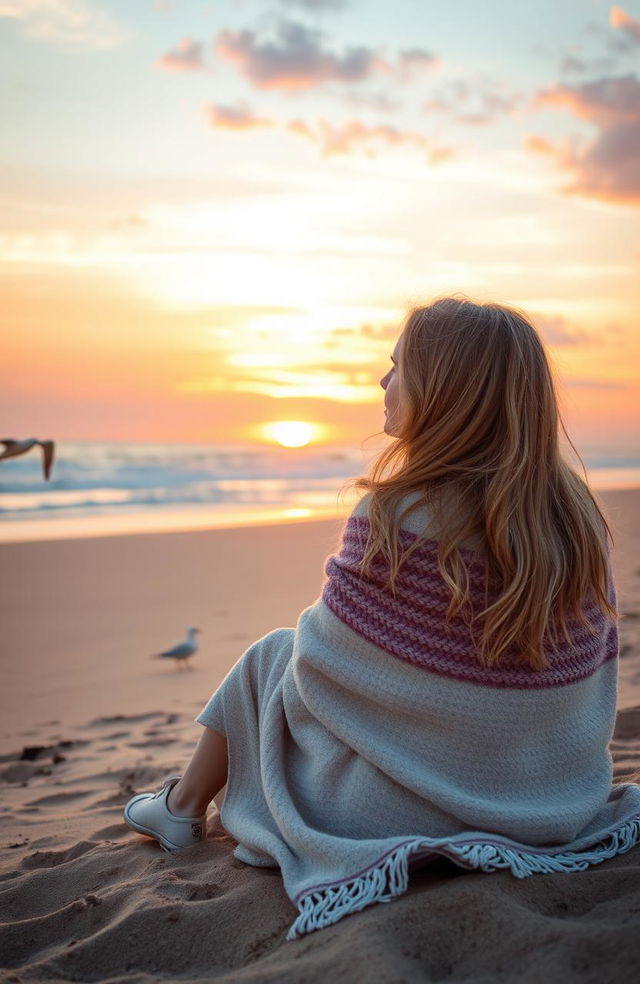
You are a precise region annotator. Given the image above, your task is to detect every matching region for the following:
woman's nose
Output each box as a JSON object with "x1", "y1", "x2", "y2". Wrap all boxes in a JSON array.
[{"x1": 380, "y1": 371, "x2": 389, "y2": 389}]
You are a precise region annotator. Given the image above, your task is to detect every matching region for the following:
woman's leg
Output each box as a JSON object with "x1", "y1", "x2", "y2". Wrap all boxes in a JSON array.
[{"x1": 167, "y1": 726, "x2": 228, "y2": 817}]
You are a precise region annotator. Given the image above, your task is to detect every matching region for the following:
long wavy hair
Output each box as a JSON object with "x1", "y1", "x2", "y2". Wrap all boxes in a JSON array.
[{"x1": 352, "y1": 295, "x2": 617, "y2": 672}]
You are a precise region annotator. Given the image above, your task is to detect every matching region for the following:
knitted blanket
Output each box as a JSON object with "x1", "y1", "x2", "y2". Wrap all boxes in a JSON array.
[{"x1": 197, "y1": 495, "x2": 640, "y2": 939}]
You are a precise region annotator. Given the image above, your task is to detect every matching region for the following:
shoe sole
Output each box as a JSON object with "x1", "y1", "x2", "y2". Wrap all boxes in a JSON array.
[{"x1": 123, "y1": 798, "x2": 184, "y2": 853}]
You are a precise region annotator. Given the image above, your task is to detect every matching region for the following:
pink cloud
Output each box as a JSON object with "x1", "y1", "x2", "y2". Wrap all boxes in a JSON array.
[
  {"x1": 530, "y1": 314, "x2": 589, "y2": 346},
  {"x1": 610, "y1": 5, "x2": 640, "y2": 43},
  {"x1": 205, "y1": 104, "x2": 273, "y2": 130},
  {"x1": 215, "y1": 20, "x2": 383, "y2": 91},
  {"x1": 199, "y1": 108, "x2": 454, "y2": 165},
  {"x1": 534, "y1": 75, "x2": 639, "y2": 124},
  {"x1": 286, "y1": 116, "x2": 454, "y2": 163},
  {"x1": 528, "y1": 75, "x2": 640, "y2": 205},
  {"x1": 156, "y1": 38, "x2": 203, "y2": 72}
]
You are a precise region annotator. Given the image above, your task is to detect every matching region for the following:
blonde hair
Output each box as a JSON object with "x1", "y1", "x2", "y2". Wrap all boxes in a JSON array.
[{"x1": 352, "y1": 295, "x2": 617, "y2": 672}]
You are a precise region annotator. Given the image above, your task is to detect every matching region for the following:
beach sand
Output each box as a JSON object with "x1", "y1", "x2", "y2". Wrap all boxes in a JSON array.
[{"x1": 1, "y1": 489, "x2": 639, "y2": 982}]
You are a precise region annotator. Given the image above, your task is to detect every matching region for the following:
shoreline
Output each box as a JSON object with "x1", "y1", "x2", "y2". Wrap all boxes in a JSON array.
[
  {"x1": 0, "y1": 481, "x2": 637, "y2": 546},
  {"x1": 0, "y1": 498, "x2": 356, "y2": 546},
  {"x1": 0, "y1": 503, "x2": 351, "y2": 545}
]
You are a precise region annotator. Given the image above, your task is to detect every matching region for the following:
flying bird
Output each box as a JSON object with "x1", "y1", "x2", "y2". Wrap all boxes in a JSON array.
[
  {"x1": 0, "y1": 438, "x2": 55, "y2": 480},
  {"x1": 152, "y1": 627, "x2": 200, "y2": 670}
]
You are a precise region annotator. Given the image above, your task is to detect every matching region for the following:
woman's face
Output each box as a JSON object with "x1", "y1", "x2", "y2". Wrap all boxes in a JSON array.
[{"x1": 380, "y1": 338, "x2": 402, "y2": 436}]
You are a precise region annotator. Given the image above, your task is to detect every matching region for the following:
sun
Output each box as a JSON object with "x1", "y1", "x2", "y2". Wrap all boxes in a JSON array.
[{"x1": 264, "y1": 421, "x2": 315, "y2": 448}]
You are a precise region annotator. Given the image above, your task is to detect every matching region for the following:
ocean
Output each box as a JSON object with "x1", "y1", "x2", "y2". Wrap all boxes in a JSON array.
[{"x1": 1, "y1": 440, "x2": 638, "y2": 543}]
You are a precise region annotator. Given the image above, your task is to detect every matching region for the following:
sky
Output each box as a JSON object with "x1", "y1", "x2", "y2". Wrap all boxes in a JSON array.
[{"x1": 1, "y1": 0, "x2": 639, "y2": 451}]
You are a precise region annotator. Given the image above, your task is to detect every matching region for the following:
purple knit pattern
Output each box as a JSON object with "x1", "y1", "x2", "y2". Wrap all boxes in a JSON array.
[{"x1": 321, "y1": 516, "x2": 617, "y2": 690}]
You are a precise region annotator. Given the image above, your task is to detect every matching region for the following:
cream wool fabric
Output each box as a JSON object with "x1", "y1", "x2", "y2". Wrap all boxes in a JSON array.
[{"x1": 197, "y1": 495, "x2": 640, "y2": 939}]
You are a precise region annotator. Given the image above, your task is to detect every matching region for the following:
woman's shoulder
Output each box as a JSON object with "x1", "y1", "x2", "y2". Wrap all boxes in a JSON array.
[
  {"x1": 351, "y1": 491, "x2": 436, "y2": 536},
  {"x1": 351, "y1": 490, "x2": 487, "y2": 556}
]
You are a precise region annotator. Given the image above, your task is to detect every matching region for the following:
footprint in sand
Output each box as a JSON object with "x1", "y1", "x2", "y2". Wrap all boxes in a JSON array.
[
  {"x1": 84, "y1": 712, "x2": 167, "y2": 729},
  {"x1": 127, "y1": 738, "x2": 178, "y2": 748},
  {"x1": 27, "y1": 790, "x2": 95, "y2": 808}
]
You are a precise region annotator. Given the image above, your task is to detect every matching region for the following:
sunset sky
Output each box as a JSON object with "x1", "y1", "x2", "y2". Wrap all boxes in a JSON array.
[{"x1": 1, "y1": 0, "x2": 639, "y2": 451}]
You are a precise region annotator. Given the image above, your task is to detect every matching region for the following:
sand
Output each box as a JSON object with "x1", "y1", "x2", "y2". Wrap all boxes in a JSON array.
[{"x1": 1, "y1": 489, "x2": 639, "y2": 982}]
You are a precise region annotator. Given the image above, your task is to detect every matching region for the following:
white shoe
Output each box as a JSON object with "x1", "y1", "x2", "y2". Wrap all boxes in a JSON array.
[{"x1": 123, "y1": 775, "x2": 206, "y2": 853}]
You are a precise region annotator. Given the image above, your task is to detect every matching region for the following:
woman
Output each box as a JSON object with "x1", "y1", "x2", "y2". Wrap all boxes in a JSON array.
[{"x1": 124, "y1": 295, "x2": 640, "y2": 940}]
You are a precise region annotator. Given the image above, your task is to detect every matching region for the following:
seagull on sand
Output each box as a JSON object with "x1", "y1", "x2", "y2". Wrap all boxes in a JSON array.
[{"x1": 152, "y1": 627, "x2": 200, "y2": 670}]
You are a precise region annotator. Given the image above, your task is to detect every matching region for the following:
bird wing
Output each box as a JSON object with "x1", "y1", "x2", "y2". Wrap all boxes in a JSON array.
[
  {"x1": 157, "y1": 641, "x2": 195, "y2": 658},
  {"x1": 0, "y1": 438, "x2": 55, "y2": 481},
  {"x1": 40, "y1": 441, "x2": 55, "y2": 480},
  {"x1": 0, "y1": 439, "x2": 37, "y2": 461}
]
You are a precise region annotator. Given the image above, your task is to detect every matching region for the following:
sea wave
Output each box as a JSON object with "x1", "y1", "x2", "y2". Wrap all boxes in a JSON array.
[{"x1": 0, "y1": 440, "x2": 638, "y2": 538}]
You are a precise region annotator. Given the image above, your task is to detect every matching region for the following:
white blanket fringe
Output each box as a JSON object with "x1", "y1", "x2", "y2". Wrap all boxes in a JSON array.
[{"x1": 287, "y1": 815, "x2": 640, "y2": 940}]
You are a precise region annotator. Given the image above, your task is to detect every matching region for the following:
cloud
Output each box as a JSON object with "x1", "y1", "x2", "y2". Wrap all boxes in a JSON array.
[
  {"x1": 559, "y1": 53, "x2": 617, "y2": 76},
  {"x1": 564, "y1": 378, "x2": 626, "y2": 390},
  {"x1": 528, "y1": 75, "x2": 640, "y2": 205},
  {"x1": 184, "y1": 367, "x2": 381, "y2": 403},
  {"x1": 286, "y1": 116, "x2": 454, "y2": 162},
  {"x1": 357, "y1": 322, "x2": 399, "y2": 340},
  {"x1": 156, "y1": 38, "x2": 204, "y2": 72},
  {"x1": 534, "y1": 74, "x2": 639, "y2": 124},
  {"x1": 0, "y1": 0, "x2": 129, "y2": 48},
  {"x1": 395, "y1": 47, "x2": 440, "y2": 81},
  {"x1": 524, "y1": 134, "x2": 555, "y2": 155},
  {"x1": 584, "y1": 11, "x2": 639, "y2": 55},
  {"x1": 539, "y1": 7, "x2": 638, "y2": 77},
  {"x1": 423, "y1": 76, "x2": 523, "y2": 125},
  {"x1": 205, "y1": 103, "x2": 273, "y2": 131},
  {"x1": 561, "y1": 54, "x2": 588, "y2": 74},
  {"x1": 530, "y1": 313, "x2": 589, "y2": 346},
  {"x1": 194, "y1": 89, "x2": 452, "y2": 164},
  {"x1": 214, "y1": 19, "x2": 385, "y2": 91},
  {"x1": 610, "y1": 5, "x2": 640, "y2": 44}
]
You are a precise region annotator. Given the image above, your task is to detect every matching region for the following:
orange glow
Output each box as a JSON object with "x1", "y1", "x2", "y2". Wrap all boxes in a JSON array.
[
  {"x1": 1, "y1": 0, "x2": 639, "y2": 451},
  {"x1": 1, "y1": 264, "x2": 638, "y2": 448}
]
